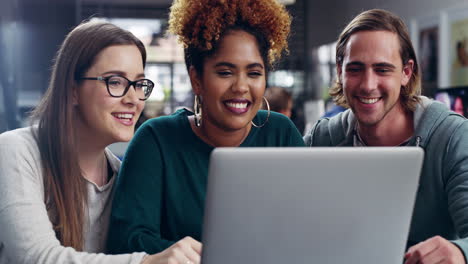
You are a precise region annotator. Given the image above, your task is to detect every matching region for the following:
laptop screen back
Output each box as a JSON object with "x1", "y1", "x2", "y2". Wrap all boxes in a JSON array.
[{"x1": 201, "y1": 147, "x2": 423, "y2": 264}]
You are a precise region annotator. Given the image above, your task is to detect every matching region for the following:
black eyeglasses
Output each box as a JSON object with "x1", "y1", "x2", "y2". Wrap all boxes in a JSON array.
[{"x1": 79, "y1": 75, "x2": 154, "y2": 101}]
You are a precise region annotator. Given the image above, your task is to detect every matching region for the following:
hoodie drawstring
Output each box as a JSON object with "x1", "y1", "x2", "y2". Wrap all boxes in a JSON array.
[{"x1": 415, "y1": 136, "x2": 421, "y2": 147}]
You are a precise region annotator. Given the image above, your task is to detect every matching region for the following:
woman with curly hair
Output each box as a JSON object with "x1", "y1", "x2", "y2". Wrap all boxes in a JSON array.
[{"x1": 107, "y1": 0, "x2": 304, "y2": 262}]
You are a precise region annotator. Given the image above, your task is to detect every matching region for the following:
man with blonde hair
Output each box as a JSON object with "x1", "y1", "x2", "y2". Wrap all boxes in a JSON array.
[{"x1": 304, "y1": 9, "x2": 468, "y2": 264}]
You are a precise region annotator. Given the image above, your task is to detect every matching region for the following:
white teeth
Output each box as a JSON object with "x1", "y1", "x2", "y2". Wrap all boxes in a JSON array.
[
  {"x1": 226, "y1": 102, "x2": 248, "y2": 109},
  {"x1": 359, "y1": 98, "x2": 379, "y2": 104},
  {"x1": 113, "y1": 113, "x2": 133, "y2": 119}
]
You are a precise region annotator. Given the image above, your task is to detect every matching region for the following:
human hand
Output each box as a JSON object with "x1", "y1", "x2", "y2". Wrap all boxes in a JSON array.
[
  {"x1": 141, "y1": 236, "x2": 202, "y2": 264},
  {"x1": 404, "y1": 236, "x2": 465, "y2": 264}
]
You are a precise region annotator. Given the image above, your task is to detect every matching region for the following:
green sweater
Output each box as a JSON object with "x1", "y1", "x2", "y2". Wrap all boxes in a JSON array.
[{"x1": 107, "y1": 109, "x2": 305, "y2": 254}]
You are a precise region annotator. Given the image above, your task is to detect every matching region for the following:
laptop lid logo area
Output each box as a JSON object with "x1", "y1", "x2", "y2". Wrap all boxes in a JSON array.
[{"x1": 201, "y1": 147, "x2": 423, "y2": 264}]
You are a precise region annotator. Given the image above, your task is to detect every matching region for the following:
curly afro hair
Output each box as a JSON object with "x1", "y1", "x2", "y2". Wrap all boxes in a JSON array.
[{"x1": 168, "y1": 0, "x2": 291, "y2": 68}]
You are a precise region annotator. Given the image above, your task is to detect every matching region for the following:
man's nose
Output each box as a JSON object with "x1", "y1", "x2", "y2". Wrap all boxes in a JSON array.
[{"x1": 360, "y1": 69, "x2": 378, "y2": 92}]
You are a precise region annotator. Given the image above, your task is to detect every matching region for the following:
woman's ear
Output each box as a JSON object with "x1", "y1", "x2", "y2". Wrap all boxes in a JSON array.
[{"x1": 189, "y1": 66, "x2": 202, "y2": 95}]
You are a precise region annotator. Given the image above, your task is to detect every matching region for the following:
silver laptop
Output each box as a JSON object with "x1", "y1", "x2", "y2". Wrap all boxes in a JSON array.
[{"x1": 201, "y1": 147, "x2": 424, "y2": 264}]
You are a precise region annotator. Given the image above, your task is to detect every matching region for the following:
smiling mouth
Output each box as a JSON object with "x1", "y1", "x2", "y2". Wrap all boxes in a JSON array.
[
  {"x1": 112, "y1": 113, "x2": 134, "y2": 121},
  {"x1": 358, "y1": 97, "x2": 381, "y2": 104},
  {"x1": 223, "y1": 99, "x2": 251, "y2": 114},
  {"x1": 225, "y1": 102, "x2": 248, "y2": 109}
]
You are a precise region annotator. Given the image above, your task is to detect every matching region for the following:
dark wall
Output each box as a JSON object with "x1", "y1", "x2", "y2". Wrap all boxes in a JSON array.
[
  {"x1": 306, "y1": 0, "x2": 345, "y2": 48},
  {"x1": 81, "y1": 3, "x2": 169, "y2": 20},
  {"x1": 0, "y1": 0, "x2": 77, "y2": 132}
]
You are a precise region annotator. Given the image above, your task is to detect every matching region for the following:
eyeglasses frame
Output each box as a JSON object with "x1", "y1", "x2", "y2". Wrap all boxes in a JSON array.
[{"x1": 78, "y1": 74, "x2": 154, "y2": 101}]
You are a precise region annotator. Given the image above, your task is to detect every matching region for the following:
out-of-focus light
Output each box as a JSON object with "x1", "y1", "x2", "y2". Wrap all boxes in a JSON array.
[
  {"x1": 277, "y1": 0, "x2": 295, "y2": 5},
  {"x1": 271, "y1": 70, "x2": 295, "y2": 87},
  {"x1": 318, "y1": 45, "x2": 330, "y2": 64}
]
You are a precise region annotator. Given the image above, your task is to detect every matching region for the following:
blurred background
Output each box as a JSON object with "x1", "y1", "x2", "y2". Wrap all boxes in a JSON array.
[{"x1": 0, "y1": 0, "x2": 466, "y2": 136}]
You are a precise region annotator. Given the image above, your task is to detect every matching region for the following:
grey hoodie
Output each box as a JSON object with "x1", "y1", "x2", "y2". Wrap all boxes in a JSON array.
[{"x1": 304, "y1": 97, "x2": 468, "y2": 259}]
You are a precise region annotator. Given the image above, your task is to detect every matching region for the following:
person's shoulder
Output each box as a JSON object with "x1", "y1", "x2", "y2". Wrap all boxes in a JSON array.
[
  {"x1": 0, "y1": 127, "x2": 41, "y2": 172},
  {"x1": 417, "y1": 98, "x2": 468, "y2": 144},
  {"x1": 304, "y1": 109, "x2": 354, "y2": 146},
  {"x1": 422, "y1": 98, "x2": 466, "y2": 125},
  {"x1": 315, "y1": 109, "x2": 352, "y2": 130},
  {"x1": 259, "y1": 110, "x2": 297, "y2": 132},
  {"x1": 133, "y1": 109, "x2": 191, "y2": 143},
  {"x1": 265, "y1": 110, "x2": 292, "y2": 123},
  {"x1": 138, "y1": 109, "x2": 189, "y2": 132},
  {"x1": 420, "y1": 97, "x2": 461, "y2": 116},
  {"x1": 0, "y1": 127, "x2": 37, "y2": 148},
  {"x1": 443, "y1": 110, "x2": 468, "y2": 131},
  {"x1": 251, "y1": 110, "x2": 303, "y2": 146},
  {"x1": 143, "y1": 109, "x2": 189, "y2": 126}
]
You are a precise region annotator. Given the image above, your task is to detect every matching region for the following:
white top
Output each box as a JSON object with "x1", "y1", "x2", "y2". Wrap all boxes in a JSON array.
[{"x1": 0, "y1": 127, "x2": 146, "y2": 264}]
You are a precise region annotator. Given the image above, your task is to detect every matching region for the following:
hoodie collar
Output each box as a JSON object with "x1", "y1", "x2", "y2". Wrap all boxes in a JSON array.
[{"x1": 411, "y1": 96, "x2": 453, "y2": 148}]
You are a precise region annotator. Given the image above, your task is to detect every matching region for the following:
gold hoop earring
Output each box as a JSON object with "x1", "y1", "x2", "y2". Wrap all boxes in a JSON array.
[
  {"x1": 251, "y1": 96, "x2": 270, "y2": 128},
  {"x1": 194, "y1": 94, "x2": 202, "y2": 127}
]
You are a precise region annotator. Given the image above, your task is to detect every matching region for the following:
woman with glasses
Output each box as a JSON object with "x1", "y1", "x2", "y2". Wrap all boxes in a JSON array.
[
  {"x1": 107, "y1": 0, "x2": 305, "y2": 262},
  {"x1": 0, "y1": 20, "x2": 198, "y2": 264}
]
